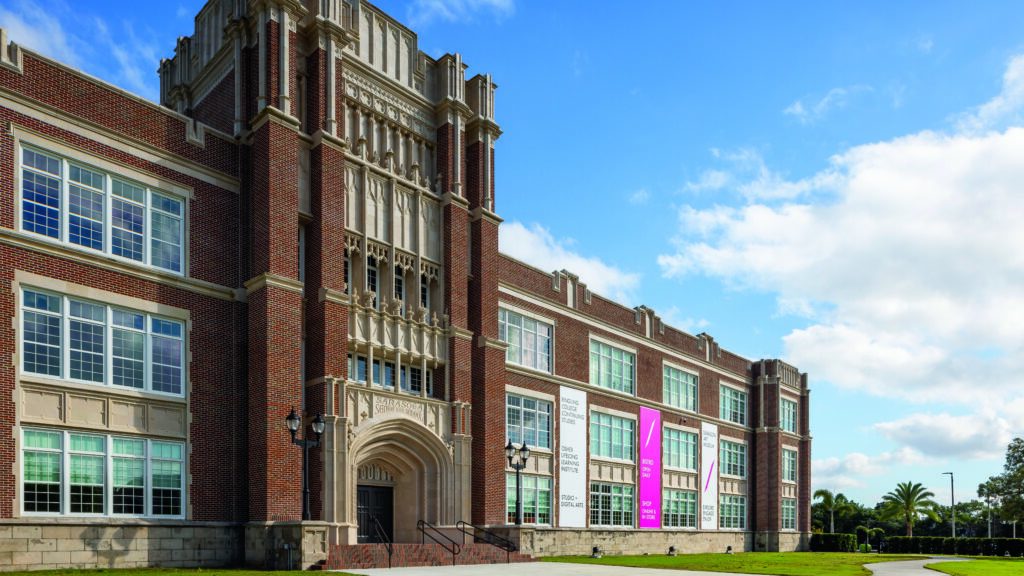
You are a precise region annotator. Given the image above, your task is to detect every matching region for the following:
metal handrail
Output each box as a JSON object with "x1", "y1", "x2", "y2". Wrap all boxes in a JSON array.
[
  {"x1": 417, "y1": 519, "x2": 460, "y2": 565},
  {"x1": 455, "y1": 520, "x2": 518, "y2": 564},
  {"x1": 372, "y1": 516, "x2": 393, "y2": 569}
]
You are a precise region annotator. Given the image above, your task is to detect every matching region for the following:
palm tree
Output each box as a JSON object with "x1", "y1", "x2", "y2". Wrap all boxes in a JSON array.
[
  {"x1": 856, "y1": 525, "x2": 885, "y2": 551},
  {"x1": 879, "y1": 481, "x2": 941, "y2": 537},
  {"x1": 814, "y1": 489, "x2": 855, "y2": 533}
]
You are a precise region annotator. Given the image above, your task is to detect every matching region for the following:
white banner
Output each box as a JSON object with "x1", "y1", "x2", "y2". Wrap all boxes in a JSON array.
[
  {"x1": 700, "y1": 422, "x2": 719, "y2": 530},
  {"x1": 558, "y1": 386, "x2": 588, "y2": 527}
]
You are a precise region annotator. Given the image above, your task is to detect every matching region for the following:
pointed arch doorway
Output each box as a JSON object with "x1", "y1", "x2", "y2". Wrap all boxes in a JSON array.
[{"x1": 356, "y1": 463, "x2": 395, "y2": 543}]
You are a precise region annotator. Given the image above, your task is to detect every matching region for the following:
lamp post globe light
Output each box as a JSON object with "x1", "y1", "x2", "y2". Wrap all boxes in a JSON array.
[
  {"x1": 505, "y1": 439, "x2": 531, "y2": 526},
  {"x1": 286, "y1": 407, "x2": 325, "y2": 521}
]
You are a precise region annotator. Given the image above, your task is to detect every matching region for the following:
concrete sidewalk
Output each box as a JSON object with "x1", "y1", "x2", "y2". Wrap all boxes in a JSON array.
[
  {"x1": 866, "y1": 557, "x2": 971, "y2": 575},
  {"x1": 340, "y1": 561, "x2": 765, "y2": 576}
]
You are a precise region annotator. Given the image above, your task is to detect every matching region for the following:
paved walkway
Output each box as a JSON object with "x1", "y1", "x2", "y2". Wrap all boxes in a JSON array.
[{"x1": 339, "y1": 556, "x2": 974, "y2": 576}]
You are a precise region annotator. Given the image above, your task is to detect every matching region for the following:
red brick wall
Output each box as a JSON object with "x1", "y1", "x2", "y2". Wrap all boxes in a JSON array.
[{"x1": 191, "y1": 69, "x2": 236, "y2": 135}]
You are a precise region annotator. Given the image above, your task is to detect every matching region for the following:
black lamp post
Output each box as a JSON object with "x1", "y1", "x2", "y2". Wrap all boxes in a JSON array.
[
  {"x1": 505, "y1": 439, "x2": 531, "y2": 525},
  {"x1": 286, "y1": 407, "x2": 325, "y2": 521},
  {"x1": 943, "y1": 472, "x2": 955, "y2": 538}
]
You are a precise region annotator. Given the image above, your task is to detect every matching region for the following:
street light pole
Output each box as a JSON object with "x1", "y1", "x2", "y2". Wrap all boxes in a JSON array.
[
  {"x1": 505, "y1": 439, "x2": 531, "y2": 526},
  {"x1": 286, "y1": 407, "x2": 325, "y2": 521},
  {"x1": 943, "y1": 472, "x2": 955, "y2": 538}
]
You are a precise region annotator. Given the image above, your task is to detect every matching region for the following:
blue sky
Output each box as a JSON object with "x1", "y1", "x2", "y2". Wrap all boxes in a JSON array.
[{"x1": 4, "y1": 0, "x2": 1024, "y2": 509}]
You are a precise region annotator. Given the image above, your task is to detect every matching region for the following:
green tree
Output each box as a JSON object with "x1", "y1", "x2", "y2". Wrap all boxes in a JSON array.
[
  {"x1": 879, "y1": 481, "x2": 941, "y2": 537},
  {"x1": 855, "y1": 525, "x2": 885, "y2": 550},
  {"x1": 814, "y1": 489, "x2": 855, "y2": 533}
]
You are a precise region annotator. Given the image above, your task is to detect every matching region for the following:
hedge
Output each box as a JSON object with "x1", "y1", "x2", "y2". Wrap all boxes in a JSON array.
[
  {"x1": 810, "y1": 533, "x2": 857, "y2": 552},
  {"x1": 884, "y1": 535, "x2": 1024, "y2": 556}
]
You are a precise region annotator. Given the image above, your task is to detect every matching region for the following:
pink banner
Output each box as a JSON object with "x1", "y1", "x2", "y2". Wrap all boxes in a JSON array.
[{"x1": 638, "y1": 407, "x2": 662, "y2": 528}]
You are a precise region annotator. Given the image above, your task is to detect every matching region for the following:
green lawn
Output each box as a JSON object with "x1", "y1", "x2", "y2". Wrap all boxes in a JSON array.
[
  {"x1": 925, "y1": 557, "x2": 1024, "y2": 575},
  {"x1": 543, "y1": 552, "x2": 921, "y2": 576}
]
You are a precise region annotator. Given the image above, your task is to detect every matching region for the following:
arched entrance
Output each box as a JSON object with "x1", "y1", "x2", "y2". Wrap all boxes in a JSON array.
[{"x1": 348, "y1": 416, "x2": 460, "y2": 543}]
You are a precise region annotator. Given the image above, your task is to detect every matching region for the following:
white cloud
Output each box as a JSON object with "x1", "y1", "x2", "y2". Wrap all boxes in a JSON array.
[
  {"x1": 682, "y1": 148, "x2": 835, "y2": 201},
  {"x1": 0, "y1": 0, "x2": 82, "y2": 67},
  {"x1": 874, "y1": 413, "x2": 1012, "y2": 461},
  {"x1": 500, "y1": 221, "x2": 640, "y2": 305},
  {"x1": 406, "y1": 0, "x2": 515, "y2": 28},
  {"x1": 917, "y1": 36, "x2": 934, "y2": 55},
  {"x1": 658, "y1": 305, "x2": 709, "y2": 335},
  {"x1": 660, "y1": 55, "x2": 1024, "y2": 436},
  {"x1": 814, "y1": 448, "x2": 928, "y2": 492},
  {"x1": 784, "y1": 85, "x2": 873, "y2": 125},
  {"x1": 628, "y1": 188, "x2": 649, "y2": 205}
]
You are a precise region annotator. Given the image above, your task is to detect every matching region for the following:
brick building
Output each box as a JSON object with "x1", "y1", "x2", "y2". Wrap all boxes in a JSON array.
[{"x1": 0, "y1": 0, "x2": 810, "y2": 570}]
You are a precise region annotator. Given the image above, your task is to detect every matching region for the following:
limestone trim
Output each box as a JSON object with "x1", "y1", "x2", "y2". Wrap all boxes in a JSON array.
[
  {"x1": 719, "y1": 379, "x2": 747, "y2": 394},
  {"x1": 342, "y1": 60, "x2": 435, "y2": 138},
  {"x1": 468, "y1": 206, "x2": 502, "y2": 225},
  {"x1": 311, "y1": 129, "x2": 347, "y2": 152},
  {"x1": 449, "y1": 326, "x2": 474, "y2": 341},
  {"x1": 14, "y1": 270, "x2": 192, "y2": 320},
  {"x1": 248, "y1": 104, "x2": 302, "y2": 135},
  {"x1": 245, "y1": 272, "x2": 304, "y2": 295},
  {"x1": 441, "y1": 191, "x2": 470, "y2": 209},
  {"x1": 589, "y1": 332, "x2": 638, "y2": 355},
  {"x1": 664, "y1": 359, "x2": 699, "y2": 379},
  {"x1": 1, "y1": 26, "x2": 25, "y2": 73},
  {"x1": 505, "y1": 384, "x2": 555, "y2": 404},
  {"x1": 319, "y1": 286, "x2": 350, "y2": 305},
  {"x1": 663, "y1": 421, "x2": 700, "y2": 436},
  {"x1": 589, "y1": 404, "x2": 636, "y2": 422},
  {"x1": 475, "y1": 335, "x2": 508, "y2": 350},
  {"x1": 499, "y1": 284, "x2": 750, "y2": 384},
  {"x1": 499, "y1": 301, "x2": 557, "y2": 329},
  {"x1": 1, "y1": 93, "x2": 240, "y2": 192},
  {"x1": 589, "y1": 459, "x2": 636, "y2": 485},
  {"x1": 504, "y1": 364, "x2": 754, "y2": 433}
]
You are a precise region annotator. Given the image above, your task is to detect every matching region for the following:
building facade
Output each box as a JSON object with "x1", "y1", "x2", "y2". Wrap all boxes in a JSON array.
[{"x1": 0, "y1": 0, "x2": 810, "y2": 570}]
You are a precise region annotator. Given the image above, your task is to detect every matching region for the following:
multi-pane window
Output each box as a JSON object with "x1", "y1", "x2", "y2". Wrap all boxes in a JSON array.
[
  {"x1": 499, "y1": 309, "x2": 552, "y2": 373},
  {"x1": 347, "y1": 354, "x2": 369, "y2": 383},
  {"x1": 400, "y1": 365, "x2": 433, "y2": 396},
  {"x1": 663, "y1": 428, "x2": 697, "y2": 470},
  {"x1": 720, "y1": 386, "x2": 747, "y2": 425},
  {"x1": 21, "y1": 289, "x2": 185, "y2": 396},
  {"x1": 782, "y1": 498, "x2": 797, "y2": 530},
  {"x1": 590, "y1": 412, "x2": 635, "y2": 461},
  {"x1": 663, "y1": 489, "x2": 696, "y2": 528},
  {"x1": 394, "y1": 266, "x2": 405, "y2": 315},
  {"x1": 420, "y1": 275, "x2": 430, "y2": 310},
  {"x1": 720, "y1": 495, "x2": 746, "y2": 529},
  {"x1": 720, "y1": 440, "x2": 746, "y2": 478},
  {"x1": 663, "y1": 365, "x2": 697, "y2": 412},
  {"x1": 589, "y1": 340, "x2": 635, "y2": 394},
  {"x1": 506, "y1": 394, "x2": 552, "y2": 449},
  {"x1": 20, "y1": 147, "x2": 184, "y2": 273},
  {"x1": 22, "y1": 428, "x2": 183, "y2": 517},
  {"x1": 780, "y1": 398, "x2": 797, "y2": 433},
  {"x1": 367, "y1": 257, "x2": 379, "y2": 310},
  {"x1": 506, "y1": 474, "x2": 552, "y2": 525},
  {"x1": 782, "y1": 449, "x2": 797, "y2": 483},
  {"x1": 590, "y1": 482, "x2": 633, "y2": 527},
  {"x1": 344, "y1": 249, "x2": 350, "y2": 295}
]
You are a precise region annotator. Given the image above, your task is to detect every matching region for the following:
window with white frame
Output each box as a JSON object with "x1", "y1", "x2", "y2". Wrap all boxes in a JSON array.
[
  {"x1": 394, "y1": 266, "x2": 405, "y2": 315},
  {"x1": 590, "y1": 411, "x2": 635, "y2": 461},
  {"x1": 506, "y1": 474, "x2": 552, "y2": 525},
  {"x1": 20, "y1": 147, "x2": 184, "y2": 273},
  {"x1": 720, "y1": 440, "x2": 746, "y2": 478},
  {"x1": 663, "y1": 365, "x2": 697, "y2": 412},
  {"x1": 719, "y1": 495, "x2": 746, "y2": 529},
  {"x1": 367, "y1": 257, "x2": 379, "y2": 310},
  {"x1": 589, "y1": 340, "x2": 635, "y2": 394},
  {"x1": 663, "y1": 489, "x2": 696, "y2": 528},
  {"x1": 22, "y1": 428, "x2": 183, "y2": 517},
  {"x1": 506, "y1": 394, "x2": 552, "y2": 449},
  {"x1": 782, "y1": 449, "x2": 797, "y2": 483},
  {"x1": 590, "y1": 482, "x2": 633, "y2": 527},
  {"x1": 400, "y1": 365, "x2": 433, "y2": 396},
  {"x1": 420, "y1": 274, "x2": 430, "y2": 310},
  {"x1": 782, "y1": 498, "x2": 797, "y2": 530},
  {"x1": 499, "y1": 308, "x2": 553, "y2": 373},
  {"x1": 347, "y1": 353, "x2": 368, "y2": 383},
  {"x1": 719, "y1": 385, "x2": 747, "y2": 425},
  {"x1": 663, "y1": 428, "x2": 697, "y2": 470},
  {"x1": 780, "y1": 397, "x2": 797, "y2": 433},
  {"x1": 21, "y1": 288, "x2": 185, "y2": 396}
]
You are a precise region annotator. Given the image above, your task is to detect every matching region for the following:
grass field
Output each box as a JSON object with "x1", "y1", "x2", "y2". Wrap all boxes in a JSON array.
[
  {"x1": 925, "y1": 557, "x2": 1024, "y2": 575},
  {"x1": 542, "y1": 552, "x2": 922, "y2": 575}
]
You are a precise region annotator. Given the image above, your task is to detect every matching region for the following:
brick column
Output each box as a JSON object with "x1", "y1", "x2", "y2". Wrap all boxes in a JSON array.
[{"x1": 798, "y1": 377, "x2": 812, "y2": 533}]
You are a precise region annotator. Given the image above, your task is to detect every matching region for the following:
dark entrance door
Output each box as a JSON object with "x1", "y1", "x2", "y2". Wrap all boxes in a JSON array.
[{"x1": 356, "y1": 485, "x2": 394, "y2": 543}]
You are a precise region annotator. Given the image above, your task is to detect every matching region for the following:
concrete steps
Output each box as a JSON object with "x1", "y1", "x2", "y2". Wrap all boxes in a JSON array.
[{"x1": 324, "y1": 542, "x2": 536, "y2": 570}]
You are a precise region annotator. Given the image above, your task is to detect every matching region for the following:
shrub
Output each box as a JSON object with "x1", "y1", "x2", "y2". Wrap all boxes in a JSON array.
[
  {"x1": 810, "y1": 533, "x2": 857, "y2": 552},
  {"x1": 859, "y1": 543, "x2": 872, "y2": 553},
  {"x1": 942, "y1": 537, "x2": 956, "y2": 555}
]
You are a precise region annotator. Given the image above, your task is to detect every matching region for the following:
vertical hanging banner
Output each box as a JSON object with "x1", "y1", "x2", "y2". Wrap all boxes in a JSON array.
[
  {"x1": 638, "y1": 407, "x2": 662, "y2": 528},
  {"x1": 558, "y1": 386, "x2": 587, "y2": 527},
  {"x1": 700, "y1": 422, "x2": 719, "y2": 530}
]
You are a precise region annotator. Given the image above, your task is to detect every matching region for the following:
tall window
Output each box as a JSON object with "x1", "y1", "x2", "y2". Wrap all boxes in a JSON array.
[
  {"x1": 394, "y1": 266, "x2": 405, "y2": 314},
  {"x1": 499, "y1": 309, "x2": 552, "y2": 373},
  {"x1": 348, "y1": 353, "x2": 368, "y2": 383},
  {"x1": 21, "y1": 288, "x2": 185, "y2": 396},
  {"x1": 367, "y1": 257, "x2": 379, "y2": 310},
  {"x1": 719, "y1": 386, "x2": 747, "y2": 425},
  {"x1": 420, "y1": 274, "x2": 430, "y2": 311},
  {"x1": 663, "y1": 489, "x2": 696, "y2": 528},
  {"x1": 719, "y1": 495, "x2": 746, "y2": 529},
  {"x1": 344, "y1": 249, "x2": 350, "y2": 294},
  {"x1": 590, "y1": 412, "x2": 635, "y2": 461},
  {"x1": 782, "y1": 449, "x2": 797, "y2": 483},
  {"x1": 506, "y1": 474, "x2": 552, "y2": 525},
  {"x1": 22, "y1": 428, "x2": 183, "y2": 517},
  {"x1": 590, "y1": 482, "x2": 633, "y2": 527},
  {"x1": 664, "y1": 365, "x2": 697, "y2": 412},
  {"x1": 21, "y1": 147, "x2": 184, "y2": 273},
  {"x1": 506, "y1": 394, "x2": 552, "y2": 449},
  {"x1": 780, "y1": 398, "x2": 797, "y2": 433},
  {"x1": 589, "y1": 340, "x2": 635, "y2": 394},
  {"x1": 663, "y1": 428, "x2": 697, "y2": 470},
  {"x1": 720, "y1": 440, "x2": 746, "y2": 478},
  {"x1": 782, "y1": 498, "x2": 797, "y2": 530}
]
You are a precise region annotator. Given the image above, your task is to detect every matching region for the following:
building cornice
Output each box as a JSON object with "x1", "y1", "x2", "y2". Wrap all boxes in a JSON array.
[{"x1": 244, "y1": 272, "x2": 304, "y2": 295}]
